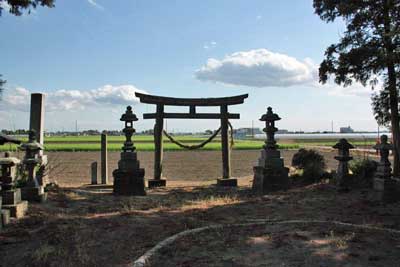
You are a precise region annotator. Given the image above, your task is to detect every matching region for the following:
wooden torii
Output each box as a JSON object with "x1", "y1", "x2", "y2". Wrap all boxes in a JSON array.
[{"x1": 135, "y1": 92, "x2": 248, "y2": 188}]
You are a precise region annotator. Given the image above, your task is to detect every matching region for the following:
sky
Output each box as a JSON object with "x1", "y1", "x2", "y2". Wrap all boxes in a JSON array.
[{"x1": 0, "y1": 0, "x2": 382, "y2": 133}]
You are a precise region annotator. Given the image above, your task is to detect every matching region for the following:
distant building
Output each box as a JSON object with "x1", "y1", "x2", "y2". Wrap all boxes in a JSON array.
[
  {"x1": 340, "y1": 126, "x2": 354, "y2": 133},
  {"x1": 233, "y1": 128, "x2": 262, "y2": 137},
  {"x1": 277, "y1": 129, "x2": 289, "y2": 134}
]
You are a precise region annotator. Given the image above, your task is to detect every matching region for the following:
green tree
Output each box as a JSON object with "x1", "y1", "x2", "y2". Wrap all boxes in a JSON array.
[
  {"x1": 0, "y1": 0, "x2": 54, "y2": 16},
  {"x1": 314, "y1": 0, "x2": 400, "y2": 175}
]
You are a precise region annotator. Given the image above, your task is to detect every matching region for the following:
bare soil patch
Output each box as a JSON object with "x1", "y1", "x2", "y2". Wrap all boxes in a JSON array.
[
  {"x1": 152, "y1": 222, "x2": 400, "y2": 267},
  {"x1": 1, "y1": 179, "x2": 399, "y2": 267}
]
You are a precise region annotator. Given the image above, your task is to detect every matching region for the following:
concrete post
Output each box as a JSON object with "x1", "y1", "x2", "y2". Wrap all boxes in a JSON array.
[
  {"x1": 91, "y1": 162, "x2": 98, "y2": 185},
  {"x1": 101, "y1": 133, "x2": 108, "y2": 184}
]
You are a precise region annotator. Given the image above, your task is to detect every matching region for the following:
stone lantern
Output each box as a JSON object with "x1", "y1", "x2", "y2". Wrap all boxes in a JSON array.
[
  {"x1": 373, "y1": 135, "x2": 400, "y2": 202},
  {"x1": 333, "y1": 139, "x2": 354, "y2": 190},
  {"x1": 252, "y1": 107, "x2": 289, "y2": 194},
  {"x1": 0, "y1": 152, "x2": 28, "y2": 219},
  {"x1": 20, "y1": 130, "x2": 47, "y2": 202},
  {"x1": 113, "y1": 106, "x2": 146, "y2": 196}
]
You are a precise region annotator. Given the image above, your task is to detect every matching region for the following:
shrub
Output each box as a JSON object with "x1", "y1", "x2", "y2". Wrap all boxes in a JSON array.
[
  {"x1": 291, "y1": 149, "x2": 326, "y2": 183},
  {"x1": 349, "y1": 158, "x2": 378, "y2": 187}
]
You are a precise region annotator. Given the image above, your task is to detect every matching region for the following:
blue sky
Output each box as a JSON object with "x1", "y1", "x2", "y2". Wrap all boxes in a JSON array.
[{"x1": 0, "y1": 0, "x2": 379, "y2": 132}]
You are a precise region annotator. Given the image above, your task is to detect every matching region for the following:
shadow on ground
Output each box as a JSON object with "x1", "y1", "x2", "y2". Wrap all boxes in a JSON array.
[{"x1": 1, "y1": 178, "x2": 399, "y2": 267}]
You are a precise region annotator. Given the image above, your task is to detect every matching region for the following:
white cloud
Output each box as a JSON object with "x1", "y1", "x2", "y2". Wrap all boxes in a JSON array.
[
  {"x1": 196, "y1": 48, "x2": 375, "y2": 97},
  {"x1": 87, "y1": 0, "x2": 104, "y2": 10},
  {"x1": 256, "y1": 15, "x2": 262, "y2": 20},
  {"x1": 196, "y1": 49, "x2": 316, "y2": 87},
  {"x1": 203, "y1": 41, "x2": 217, "y2": 50},
  {"x1": 0, "y1": 84, "x2": 146, "y2": 112}
]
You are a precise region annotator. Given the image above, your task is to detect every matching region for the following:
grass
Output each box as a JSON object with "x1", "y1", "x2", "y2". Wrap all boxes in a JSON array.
[
  {"x1": 0, "y1": 139, "x2": 299, "y2": 152},
  {"x1": 1, "y1": 134, "x2": 376, "y2": 152}
]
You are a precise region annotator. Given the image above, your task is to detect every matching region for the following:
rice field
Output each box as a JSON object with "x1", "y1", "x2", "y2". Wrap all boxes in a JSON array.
[{"x1": 0, "y1": 134, "x2": 378, "y2": 152}]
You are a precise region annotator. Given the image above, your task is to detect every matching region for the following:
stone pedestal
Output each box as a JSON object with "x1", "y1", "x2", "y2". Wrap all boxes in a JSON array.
[
  {"x1": 252, "y1": 107, "x2": 289, "y2": 195},
  {"x1": 252, "y1": 150, "x2": 289, "y2": 194},
  {"x1": 0, "y1": 154, "x2": 28, "y2": 219},
  {"x1": 113, "y1": 152, "x2": 146, "y2": 196},
  {"x1": 1, "y1": 189, "x2": 28, "y2": 218}
]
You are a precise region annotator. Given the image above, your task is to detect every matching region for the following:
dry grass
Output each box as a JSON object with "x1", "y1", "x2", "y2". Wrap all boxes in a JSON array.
[{"x1": 1, "y1": 178, "x2": 399, "y2": 267}]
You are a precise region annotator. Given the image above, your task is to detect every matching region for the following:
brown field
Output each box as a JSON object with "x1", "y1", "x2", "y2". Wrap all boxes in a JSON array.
[{"x1": 45, "y1": 149, "x2": 372, "y2": 187}]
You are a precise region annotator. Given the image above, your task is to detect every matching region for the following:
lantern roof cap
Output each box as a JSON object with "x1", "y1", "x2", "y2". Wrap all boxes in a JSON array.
[
  {"x1": 120, "y1": 106, "x2": 138, "y2": 122},
  {"x1": 0, "y1": 156, "x2": 20, "y2": 165},
  {"x1": 260, "y1": 107, "x2": 281, "y2": 122},
  {"x1": 20, "y1": 141, "x2": 43, "y2": 151},
  {"x1": 333, "y1": 138, "x2": 354, "y2": 150}
]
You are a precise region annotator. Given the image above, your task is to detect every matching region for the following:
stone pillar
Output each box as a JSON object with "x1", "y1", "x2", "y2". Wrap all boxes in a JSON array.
[
  {"x1": 333, "y1": 139, "x2": 354, "y2": 191},
  {"x1": 101, "y1": 133, "x2": 108, "y2": 184},
  {"x1": 0, "y1": 153, "x2": 28, "y2": 218},
  {"x1": 252, "y1": 107, "x2": 289, "y2": 194},
  {"x1": 217, "y1": 105, "x2": 236, "y2": 187},
  {"x1": 373, "y1": 135, "x2": 400, "y2": 202},
  {"x1": 29, "y1": 93, "x2": 45, "y2": 147},
  {"x1": 148, "y1": 104, "x2": 167, "y2": 188},
  {"x1": 91, "y1": 162, "x2": 98, "y2": 185},
  {"x1": 113, "y1": 106, "x2": 146, "y2": 195},
  {"x1": 29, "y1": 93, "x2": 49, "y2": 186}
]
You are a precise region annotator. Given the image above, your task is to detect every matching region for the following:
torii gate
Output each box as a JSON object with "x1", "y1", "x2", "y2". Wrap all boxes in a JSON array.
[{"x1": 135, "y1": 92, "x2": 248, "y2": 188}]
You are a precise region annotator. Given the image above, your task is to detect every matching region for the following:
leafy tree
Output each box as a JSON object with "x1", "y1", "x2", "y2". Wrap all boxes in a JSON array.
[
  {"x1": 313, "y1": 0, "x2": 400, "y2": 175},
  {"x1": 0, "y1": 0, "x2": 54, "y2": 16}
]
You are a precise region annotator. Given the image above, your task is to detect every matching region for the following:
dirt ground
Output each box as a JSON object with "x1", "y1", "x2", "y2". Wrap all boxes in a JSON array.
[
  {"x1": 45, "y1": 149, "x2": 372, "y2": 187},
  {"x1": 1, "y1": 150, "x2": 396, "y2": 267},
  {"x1": 153, "y1": 222, "x2": 400, "y2": 267}
]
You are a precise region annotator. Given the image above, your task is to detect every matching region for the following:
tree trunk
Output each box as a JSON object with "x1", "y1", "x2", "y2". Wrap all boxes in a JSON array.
[
  {"x1": 384, "y1": 0, "x2": 400, "y2": 176},
  {"x1": 387, "y1": 66, "x2": 400, "y2": 176}
]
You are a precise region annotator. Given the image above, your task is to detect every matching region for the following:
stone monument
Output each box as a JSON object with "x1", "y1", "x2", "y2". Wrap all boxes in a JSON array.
[
  {"x1": 0, "y1": 152, "x2": 28, "y2": 218},
  {"x1": 252, "y1": 107, "x2": 289, "y2": 194},
  {"x1": 20, "y1": 130, "x2": 47, "y2": 202},
  {"x1": 113, "y1": 106, "x2": 146, "y2": 196},
  {"x1": 333, "y1": 139, "x2": 354, "y2": 191},
  {"x1": 29, "y1": 93, "x2": 49, "y2": 186},
  {"x1": 101, "y1": 132, "x2": 108, "y2": 184},
  {"x1": 373, "y1": 135, "x2": 400, "y2": 202}
]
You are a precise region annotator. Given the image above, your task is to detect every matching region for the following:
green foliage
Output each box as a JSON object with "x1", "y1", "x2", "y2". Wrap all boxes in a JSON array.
[
  {"x1": 0, "y1": 0, "x2": 55, "y2": 16},
  {"x1": 313, "y1": 0, "x2": 400, "y2": 87},
  {"x1": 314, "y1": 0, "x2": 400, "y2": 174},
  {"x1": 349, "y1": 158, "x2": 378, "y2": 187},
  {"x1": 292, "y1": 149, "x2": 326, "y2": 183}
]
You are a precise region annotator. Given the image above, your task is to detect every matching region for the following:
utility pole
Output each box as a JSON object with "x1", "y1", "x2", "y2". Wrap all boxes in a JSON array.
[
  {"x1": 251, "y1": 120, "x2": 254, "y2": 138},
  {"x1": 331, "y1": 120, "x2": 334, "y2": 133},
  {"x1": 75, "y1": 120, "x2": 78, "y2": 135}
]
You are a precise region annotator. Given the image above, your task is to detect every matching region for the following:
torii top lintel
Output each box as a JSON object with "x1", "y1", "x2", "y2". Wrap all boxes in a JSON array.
[
  {"x1": 135, "y1": 92, "x2": 248, "y2": 107},
  {"x1": 135, "y1": 92, "x2": 248, "y2": 120}
]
